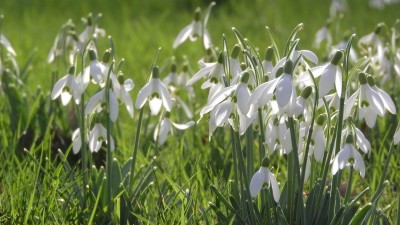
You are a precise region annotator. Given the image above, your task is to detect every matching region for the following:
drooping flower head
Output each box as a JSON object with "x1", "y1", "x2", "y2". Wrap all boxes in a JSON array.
[{"x1": 249, "y1": 157, "x2": 280, "y2": 202}]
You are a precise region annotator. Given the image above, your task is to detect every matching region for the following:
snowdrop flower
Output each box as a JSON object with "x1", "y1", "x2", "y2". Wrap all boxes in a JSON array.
[
  {"x1": 78, "y1": 14, "x2": 106, "y2": 44},
  {"x1": 112, "y1": 73, "x2": 135, "y2": 118},
  {"x1": 330, "y1": 37, "x2": 358, "y2": 63},
  {"x1": 228, "y1": 44, "x2": 243, "y2": 81},
  {"x1": 85, "y1": 89, "x2": 119, "y2": 122},
  {"x1": 187, "y1": 52, "x2": 224, "y2": 88},
  {"x1": 295, "y1": 86, "x2": 313, "y2": 118},
  {"x1": 173, "y1": 8, "x2": 212, "y2": 49},
  {"x1": 330, "y1": 0, "x2": 347, "y2": 18},
  {"x1": 344, "y1": 73, "x2": 385, "y2": 128},
  {"x1": 332, "y1": 134, "x2": 366, "y2": 178},
  {"x1": 275, "y1": 60, "x2": 297, "y2": 116},
  {"x1": 153, "y1": 112, "x2": 195, "y2": 145},
  {"x1": 135, "y1": 66, "x2": 172, "y2": 115},
  {"x1": 313, "y1": 22, "x2": 332, "y2": 49},
  {"x1": 51, "y1": 66, "x2": 79, "y2": 106},
  {"x1": 358, "y1": 24, "x2": 384, "y2": 51},
  {"x1": 89, "y1": 123, "x2": 114, "y2": 153},
  {"x1": 88, "y1": 49, "x2": 107, "y2": 84},
  {"x1": 0, "y1": 34, "x2": 16, "y2": 56},
  {"x1": 249, "y1": 157, "x2": 280, "y2": 202},
  {"x1": 310, "y1": 115, "x2": 327, "y2": 162},
  {"x1": 342, "y1": 126, "x2": 371, "y2": 154}
]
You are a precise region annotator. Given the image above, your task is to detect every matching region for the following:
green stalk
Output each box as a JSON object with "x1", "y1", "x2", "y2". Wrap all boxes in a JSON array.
[
  {"x1": 105, "y1": 62, "x2": 115, "y2": 213},
  {"x1": 344, "y1": 165, "x2": 353, "y2": 205},
  {"x1": 288, "y1": 117, "x2": 304, "y2": 225},
  {"x1": 129, "y1": 107, "x2": 144, "y2": 188},
  {"x1": 245, "y1": 126, "x2": 254, "y2": 187}
]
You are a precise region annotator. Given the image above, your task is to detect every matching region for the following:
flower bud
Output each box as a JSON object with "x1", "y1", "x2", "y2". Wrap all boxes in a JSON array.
[
  {"x1": 240, "y1": 72, "x2": 250, "y2": 83},
  {"x1": 88, "y1": 49, "x2": 97, "y2": 61},
  {"x1": 194, "y1": 8, "x2": 201, "y2": 21},
  {"x1": 300, "y1": 86, "x2": 312, "y2": 99},
  {"x1": 345, "y1": 134, "x2": 354, "y2": 144},
  {"x1": 330, "y1": 51, "x2": 343, "y2": 66},
  {"x1": 152, "y1": 66, "x2": 160, "y2": 79},
  {"x1": 68, "y1": 65, "x2": 75, "y2": 75},
  {"x1": 358, "y1": 72, "x2": 367, "y2": 85},
  {"x1": 367, "y1": 75, "x2": 375, "y2": 86},
  {"x1": 102, "y1": 49, "x2": 111, "y2": 63},
  {"x1": 231, "y1": 44, "x2": 241, "y2": 59},
  {"x1": 261, "y1": 157, "x2": 270, "y2": 168},
  {"x1": 283, "y1": 60, "x2": 294, "y2": 75},
  {"x1": 265, "y1": 46, "x2": 274, "y2": 61},
  {"x1": 217, "y1": 52, "x2": 224, "y2": 64}
]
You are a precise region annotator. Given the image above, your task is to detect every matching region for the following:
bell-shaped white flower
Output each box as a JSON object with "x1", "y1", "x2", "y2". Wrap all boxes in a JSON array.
[
  {"x1": 135, "y1": 66, "x2": 172, "y2": 115},
  {"x1": 51, "y1": 66, "x2": 79, "y2": 106},
  {"x1": 187, "y1": 53, "x2": 224, "y2": 87},
  {"x1": 78, "y1": 14, "x2": 106, "y2": 44},
  {"x1": 112, "y1": 73, "x2": 134, "y2": 118},
  {"x1": 173, "y1": 8, "x2": 212, "y2": 49},
  {"x1": 330, "y1": 0, "x2": 347, "y2": 18},
  {"x1": 314, "y1": 22, "x2": 332, "y2": 49},
  {"x1": 332, "y1": 135, "x2": 366, "y2": 178},
  {"x1": 275, "y1": 60, "x2": 297, "y2": 116},
  {"x1": 88, "y1": 49, "x2": 107, "y2": 84},
  {"x1": 295, "y1": 86, "x2": 313, "y2": 118},
  {"x1": 262, "y1": 47, "x2": 275, "y2": 80},
  {"x1": 342, "y1": 126, "x2": 371, "y2": 154},
  {"x1": 85, "y1": 89, "x2": 119, "y2": 122},
  {"x1": 89, "y1": 123, "x2": 114, "y2": 153},
  {"x1": 153, "y1": 112, "x2": 195, "y2": 145},
  {"x1": 249, "y1": 158, "x2": 280, "y2": 202},
  {"x1": 319, "y1": 51, "x2": 343, "y2": 97}
]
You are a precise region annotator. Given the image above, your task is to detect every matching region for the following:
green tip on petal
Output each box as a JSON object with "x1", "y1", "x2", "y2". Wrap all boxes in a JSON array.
[
  {"x1": 316, "y1": 114, "x2": 326, "y2": 126},
  {"x1": 330, "y1": 51, "x2": 343, "y2": 65},
  {"x1": 345, "y1": 134, "x2": 354, "y2": 144},
  {"x1": 367, "y1": 75, "x2": 375, "y2": 86},
  {"x1": 283, "y1": 60, "x2": 293, "y2": 75},
  {"x1": 102, "y1": 49, "x2": 111, "y2": 63},
  {"x1": 68, "y1": 66, "x2": 75, "y2": 75},
  {"x1": 231, "y1": 44, "x2": 241, "y2": 59},
  {"x1": 194, "y1": 8, "x2": 201, "y2": 21},
  {"x1": 88, "y1": 49, "x2": 97, "y2": 61},
  {"x1": 261, "y1": 157, "x2": 270, "y2": 168},
  {"x1": 265, "y1": 46, "x2": 274, "y2": 61},
  {"x1": 171, "y1": 63, "x2": 177, "y2": 73},
  {"x1": 217, "y1": 52, "x2": 224, "y2": 64},
  {"x1": 275, "y1": 67, "x2": 284, "y2": 78},
  {"x1": 240, "y1": 72, "x2": 250, "y2": 83},
  {"x1": 358, "y1": 72, "x2": 367, "y2": 85},
  {"x1": 152, "y1": 66, "x2": 160, "y2": 79},
  {"x1": 300, "y1": 86, "x2": 312, "y2": 99}
]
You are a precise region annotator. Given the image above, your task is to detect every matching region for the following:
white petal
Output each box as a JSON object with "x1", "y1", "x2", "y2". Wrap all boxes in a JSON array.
[
  {"x1": 51, "y1": 75, "x2": 68, "y2": 100},
  {"x1": 352, "y1": 149, "x2": 366, "y2": 178},
  {"x1": 344, "y1": 90, "x2": 359, "y2": 119},
  {"x1": 203, "y1": 29, "x2": 212, "y2": 49},
  {"x1": 236, "y1": 83, "x2": 251, "y2": 115},
  {"x1": 299, "y1": 50, "x2": 319, "y2": 64},
  {"x1": 276, "y1": 74, "x2": 292, "y2": 107},
  {"x1": 60, "y1": 91, "x2": 73, "y2": 106},
  {"x1": 135, "y1": 82, "x2": 152, "y2": 109},
  {"x1": 176, "y1": 97, "x2": 193, "y2": 119},
  {"x1": 267, "y1": 169, "x2": 281, "y2": 203},
  {"x1": 72, "y1": 129, "x2": 81, "y2": 154},
  {"x1": 157, "y1": 118, "x2": 171, "y2": 145},
  {"x1": 121, "y1": 89, "x2": 134, "y2": 118},
  {"x1": 124, "y1": 79, "x2": 135, "y2": 91},
  {"x1": 313, "y1": 128, "x2": 326, "y2": 162},
  {"x1": 171, "y1": 121, "x2": 195, "y2": 130},
  {"x1": 375, "y1": 86, "x2": 396, "y2": 114},
  {"x1": 363, "y1": 85, "x2": 385, "y2": 116},
  {"x1": 249, "y1": 168, "x2": 266, "y2": 197},
  {"x1": 334, "y1": 68, "x2": 342, "y2": 97},
  {"x1": 208, "y1": 85, "x2": 237, "y2": 107},
  {"x1": 186, "y1": 63, "x2": 215, "y2": 86},
  {"x1": 394, "y1": 127, "x2": 400, "y2": 145},
  {"x1": 364, "y1": 108, "x2": 377, "y2": 128},
  {"x1": 319, "y1": 65, "x2": 335, "y2": 97},
  {"x1": 85, "y1": 90, "x2": 104, "y2": 116},
  {"x1": 109, "y1": 90, "x2": 119, "y2": 122},
  {"x1": 173, "y1": 23, "x2": 193, "y2": 49},
  {"x1": 355, "y1": 127, "x2": 371, "y2": 154},
  {"x1": 215, "y1": 100, "x2": 232, "y2": 127},
  {"x1": 332, "y1": 144, "x2": 352, "y2": 175},
  {"x1": 158, "y1": 80, "x2": 172, "y2": 112}
]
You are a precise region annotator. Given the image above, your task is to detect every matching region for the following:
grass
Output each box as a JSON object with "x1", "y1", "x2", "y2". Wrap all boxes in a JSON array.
[{"x1": 0, "y1": 0, "x2": 399, "y2": 224}]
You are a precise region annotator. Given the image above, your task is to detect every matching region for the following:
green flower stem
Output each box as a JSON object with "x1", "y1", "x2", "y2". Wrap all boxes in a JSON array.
[
  {"x1": 288, "y1": 116, "x2": 304, "y2": 225},
  {"x1": 229, "y1": 128, "x2": 240, "y2": 201},
  {"x1": 344, "y1": 165, "x2": 354, "y2": 205},
  {"x1": 245, "y1": 126, "x2": 254, "y2": 188},
  {"x1": 129, "y1": 107, "x2": 144, "y2": 188},
  {"x1": 105, "y1": 62, "x2": 114, "y2": 212}
]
